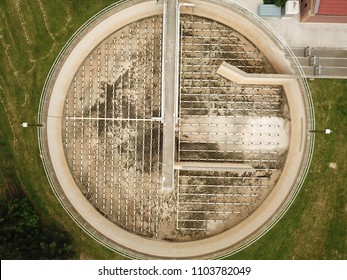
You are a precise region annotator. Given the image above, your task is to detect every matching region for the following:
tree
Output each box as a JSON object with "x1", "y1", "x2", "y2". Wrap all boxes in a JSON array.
[
  {"x1": 275, "y1": 0, "x2": 288, "y2": 7},
  {"x1": 0, "y1": 198, "x2": 74, "y2": 259},
  {"x1": 263, "y1": 0, "x2": 288, "y2": 7}
]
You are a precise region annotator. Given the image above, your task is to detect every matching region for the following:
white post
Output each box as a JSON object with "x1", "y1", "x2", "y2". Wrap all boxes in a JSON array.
[{"x1": 325, "y1": 129, "x2": 332, "y2": 134}]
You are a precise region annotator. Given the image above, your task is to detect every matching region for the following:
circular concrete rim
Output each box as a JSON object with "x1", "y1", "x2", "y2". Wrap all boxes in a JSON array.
[{"x1": 38, "y1": 0, "x2": 315, "y2": 259}]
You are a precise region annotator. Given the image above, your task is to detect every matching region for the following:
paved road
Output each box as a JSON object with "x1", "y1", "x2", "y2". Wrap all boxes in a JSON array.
[
  {"x1": 235, "y1": 0, "x2": 347, "y2": 79},
  {"x1": 232, "y1": 0, "x2": 347, "y2": 48},
  {"x1": 161, "y1": 0, "x2": 178, "y2": 190}
]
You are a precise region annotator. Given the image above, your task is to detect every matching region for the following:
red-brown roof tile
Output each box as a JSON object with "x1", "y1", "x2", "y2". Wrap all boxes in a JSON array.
[{"x1": 317, "y1": 0, "x2": 347, "y2": 16}]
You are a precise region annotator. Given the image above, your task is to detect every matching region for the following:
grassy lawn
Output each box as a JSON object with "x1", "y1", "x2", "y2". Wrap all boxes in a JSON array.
[
  {"x1": 0, "y1": 0, "x2": 345, "y2": 259},
  {"x1": 0, "y1": 0, "x2": 126, "y2": 260},
  {"x1": 230, "y1": 79, "x2": 347, "y2": 260}
]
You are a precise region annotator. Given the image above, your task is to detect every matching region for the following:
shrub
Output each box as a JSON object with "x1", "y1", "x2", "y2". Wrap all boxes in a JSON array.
[
  {"x1": 275, "y1": 0, "x2": 288, "y2": 7},
  {"x1": 264, "y1": 0, "x2": 288, "y2": 6},
  {"x1": 0, "y1": 198, "x2": 75, "y2": 259}
]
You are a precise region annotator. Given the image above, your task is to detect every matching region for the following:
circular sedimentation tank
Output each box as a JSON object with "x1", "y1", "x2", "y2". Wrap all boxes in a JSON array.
[{"x1": 38, "y1": 0, "x2": 315, "y2": 259}]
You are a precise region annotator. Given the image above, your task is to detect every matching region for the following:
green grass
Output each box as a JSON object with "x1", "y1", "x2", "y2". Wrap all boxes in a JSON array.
[
  {"x1": 0, "y1": 0, "x2": 346, "y2": 260},
  {"x1": 229, "y1": 79, "x2": 347, "y2": 259},
  {"x1": 0, "y1": 0, "x2": 126, "y2": 259},
  {"x1": 0, "y1": 102, "x2": 19, "y2": 200}
]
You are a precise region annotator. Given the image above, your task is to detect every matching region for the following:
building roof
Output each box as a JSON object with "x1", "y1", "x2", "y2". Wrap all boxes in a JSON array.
[
  {"x1": 258, "y1": 4, "x2": 282, "y2": 18},
  {"x1": 317, "y1": 0, "x2": 347, "y2": 16}
]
